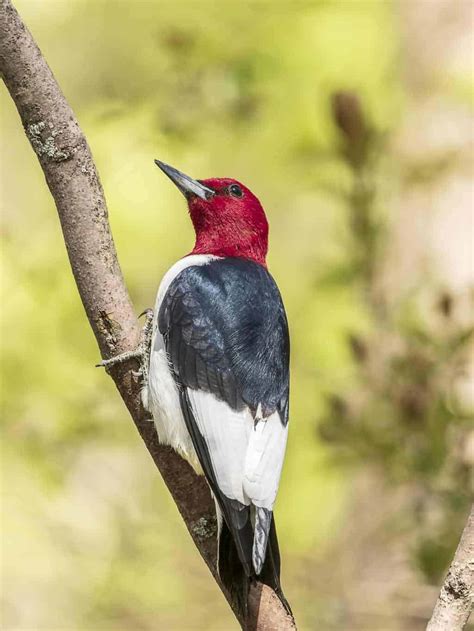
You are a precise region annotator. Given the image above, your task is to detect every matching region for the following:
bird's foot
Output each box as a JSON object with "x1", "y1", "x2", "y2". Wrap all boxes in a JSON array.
[{"x1": 96, "y1": 308, "x2": 154, "y2": 387}]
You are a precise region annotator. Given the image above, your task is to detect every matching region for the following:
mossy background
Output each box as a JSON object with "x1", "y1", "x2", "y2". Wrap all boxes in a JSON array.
[{"x1": 1, "y1": 1, "x2": 472, "y2": 630}]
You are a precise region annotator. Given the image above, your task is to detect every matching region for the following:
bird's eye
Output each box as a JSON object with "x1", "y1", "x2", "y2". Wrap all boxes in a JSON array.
[{"x1": 228, "y1": 184, "x2": 243, "y2": 198}]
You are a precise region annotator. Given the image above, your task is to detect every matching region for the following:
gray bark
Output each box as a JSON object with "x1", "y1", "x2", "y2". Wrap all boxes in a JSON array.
[{"x1": 426, "y1": 505, "x2": 474, "y2": 631}]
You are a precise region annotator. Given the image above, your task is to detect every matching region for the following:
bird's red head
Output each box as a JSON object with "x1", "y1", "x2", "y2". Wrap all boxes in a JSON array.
[
  {"x1": 155, "y1": 161, "x2": 268, "y2": 267},
  {"x1": 189, "y1": 178, "x2": 268, "y2": 266}
]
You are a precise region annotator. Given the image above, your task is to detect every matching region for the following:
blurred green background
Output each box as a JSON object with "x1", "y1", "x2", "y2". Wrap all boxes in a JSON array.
[{"x1": 1, "y1": 1, "x2": 473, "y2": 630}]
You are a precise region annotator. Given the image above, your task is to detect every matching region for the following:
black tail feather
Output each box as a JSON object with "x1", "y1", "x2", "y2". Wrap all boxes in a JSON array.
[
  {"x1": 218, "y1": 512, "x2": 291, "y2": 616},
  {"x1": 218, "y1": 519, "x2": 250, "y2": 616}
]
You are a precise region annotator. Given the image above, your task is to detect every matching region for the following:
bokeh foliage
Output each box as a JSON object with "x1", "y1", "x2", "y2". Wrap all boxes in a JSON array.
[
  {"x1": 320, "y1": 93, "x2": 473, "y2": 583},
  {"x1": 1, "y1": 1, "x2": 472, "y2": 630}
]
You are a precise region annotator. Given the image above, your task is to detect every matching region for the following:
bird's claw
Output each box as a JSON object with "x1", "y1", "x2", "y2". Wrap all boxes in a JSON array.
[
  {"x1": 139, "y1": 307, "x2": 154, "y2": 320},
  {"x1": 96, "y1": 308, "x2": 154, "y2": 389}
]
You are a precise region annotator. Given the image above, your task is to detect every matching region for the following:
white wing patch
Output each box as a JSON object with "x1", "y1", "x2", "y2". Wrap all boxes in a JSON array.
[
  {"x1": 243, "y1": 412, "x2": 288, "y2": 508},
  {"x1": 186, "y1": 389, "x2": 288, "y2": 510},
  {"x1": 186, "y1": 389, "x2": 252, "y2": 503}
]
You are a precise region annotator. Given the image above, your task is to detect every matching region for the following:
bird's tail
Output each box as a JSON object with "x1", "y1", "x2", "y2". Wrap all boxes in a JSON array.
[
  {"x1": 218, "y1": 518, "x2": 250, "y2": 614},
  {"x1": 217, "y1": 510, "x2": 291, "y2": 616}
]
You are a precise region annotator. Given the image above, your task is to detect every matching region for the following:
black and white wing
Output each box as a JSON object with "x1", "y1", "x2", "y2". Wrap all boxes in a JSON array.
[{"x1": 158, "y1": 257, "x2": 289, "y2": 576}]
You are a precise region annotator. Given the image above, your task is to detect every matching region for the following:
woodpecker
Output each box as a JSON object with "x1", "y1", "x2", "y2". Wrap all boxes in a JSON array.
[{"x1": 101, "y1": 160, "x2": 290, "y2": 610}]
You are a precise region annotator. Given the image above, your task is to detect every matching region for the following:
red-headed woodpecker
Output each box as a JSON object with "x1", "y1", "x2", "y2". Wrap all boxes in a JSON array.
[{"x1": 100, "y1": 160, "x2": 290, "y2": 611}]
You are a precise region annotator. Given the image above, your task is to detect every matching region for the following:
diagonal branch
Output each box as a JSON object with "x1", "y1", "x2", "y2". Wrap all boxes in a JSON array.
[
  {"x1": 0, "y1": 1, "x2": 295, "y2": 629},
  {"x1": 426, "y1": 504, "x2": 474, "y2": 631}
]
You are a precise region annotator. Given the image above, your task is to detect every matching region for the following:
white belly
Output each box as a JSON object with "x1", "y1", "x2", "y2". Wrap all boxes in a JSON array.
[{"x1": 144, "y1": 254, "x2": 217, "y2": 473}]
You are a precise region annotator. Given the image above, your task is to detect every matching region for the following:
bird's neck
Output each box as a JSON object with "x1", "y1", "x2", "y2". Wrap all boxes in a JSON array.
[{"x1": 191, "y1": 227, "x2": 267, "y2": 267}]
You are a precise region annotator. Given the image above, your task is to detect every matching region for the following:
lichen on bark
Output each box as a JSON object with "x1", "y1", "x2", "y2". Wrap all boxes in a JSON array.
[{"x1": 26, "y1": 120, "x2": 71, "y2": 162}]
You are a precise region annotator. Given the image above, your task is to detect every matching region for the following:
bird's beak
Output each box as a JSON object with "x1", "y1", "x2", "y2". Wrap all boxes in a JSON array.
[{"x1": 154, "y1": 159, "x2": 215, "y2": 200}]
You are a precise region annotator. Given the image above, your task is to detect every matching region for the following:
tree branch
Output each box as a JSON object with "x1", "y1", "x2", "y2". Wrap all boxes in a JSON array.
[
  {"x1": 426, "y1": 504, "x2": 474, "y2": 631},
  {"x1": 0, "y1": 1, "x2": 295, "y2": 628}
]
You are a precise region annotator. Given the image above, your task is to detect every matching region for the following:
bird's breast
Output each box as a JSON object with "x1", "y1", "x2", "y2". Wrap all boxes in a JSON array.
[{"x1": 146, "y1": 254, "x2": 218, "y2": 472}]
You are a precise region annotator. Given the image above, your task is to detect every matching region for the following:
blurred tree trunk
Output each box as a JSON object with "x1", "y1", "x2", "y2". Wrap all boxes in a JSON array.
[
  {"x1": 0, "y1": 1, "x2": 295, "y2": 629},
  {"x1": 426, "y1": 505, "x2": 473, "y2": 631}
]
